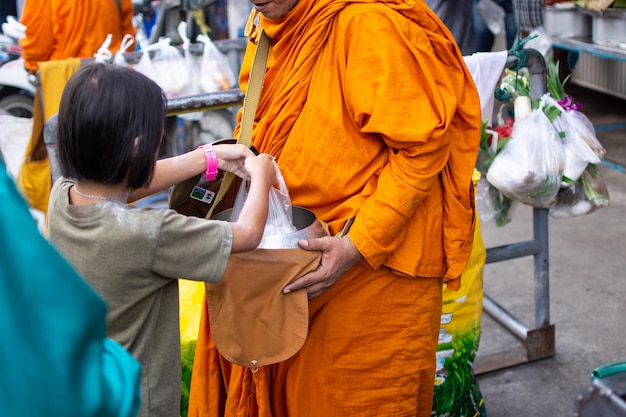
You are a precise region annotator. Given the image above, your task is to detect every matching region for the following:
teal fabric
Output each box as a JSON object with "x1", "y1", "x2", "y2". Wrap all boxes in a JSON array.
[{"x1": 0, "y1": 159, "x2": 142, "y2": 417}]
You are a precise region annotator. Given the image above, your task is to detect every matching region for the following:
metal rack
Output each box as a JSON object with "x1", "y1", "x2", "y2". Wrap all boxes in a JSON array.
[
  {"x1": 164, "y1": 44, "x2": 556, "y2": 375},
  {"x1": 552, "y1": 37, "x2": 626, "y2": 101},
  {"x1": 474, "y1": 49, "x2": 555, "y2": 375}
]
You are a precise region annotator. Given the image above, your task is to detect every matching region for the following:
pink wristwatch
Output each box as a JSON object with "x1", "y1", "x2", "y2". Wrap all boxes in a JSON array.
[{"x1": 199, "y1": 144, "x2": 218, "y2": 181}]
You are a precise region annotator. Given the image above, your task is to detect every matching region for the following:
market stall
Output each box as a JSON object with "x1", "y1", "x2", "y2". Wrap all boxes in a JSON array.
[{"x1": 544, "y1": 1, "x2": 626, "y2": 100}]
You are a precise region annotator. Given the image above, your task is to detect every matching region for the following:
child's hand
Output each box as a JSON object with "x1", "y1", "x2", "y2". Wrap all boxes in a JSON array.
[
  {"x1": 214, "y1": 143, "x2": 256, "y2": 178},
  {"x1": 245, "y1": 154, "x2": 277, "y2": 187},
  {"x1": 229, "y1": 153, "x2": 277, "y2": 252}
]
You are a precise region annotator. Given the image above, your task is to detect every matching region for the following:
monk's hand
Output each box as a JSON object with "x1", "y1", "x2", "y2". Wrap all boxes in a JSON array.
[{"x1": 283, "y1": 235, "x2": 362, "y2": 299}]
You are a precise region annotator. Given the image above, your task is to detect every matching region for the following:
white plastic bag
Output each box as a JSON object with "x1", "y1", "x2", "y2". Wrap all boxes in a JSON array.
[
  {"x1": 231, "y1": 161, "x2": 298, "y2": 248},
  {"x1": 550, "y1": 164, "x2": 609, "y2": 218},
  {"x1": 524, "y1": 27, "x2": 553, "y2": 58},
  {"x1": 113, "y1": 34, "x2": 136, "y2": 67},
  {"x1": 149, "y1": 38, "x2": 190, "y2": 98},
  {"x1": 134, "y1": 41, "x2": 157, "y2": 82},
  {"x1": 178, "y1": 22, "x2": 202, "y2": 96},
  {"x1": 197, "y1": 34, "x2": 237, "y2": 93},
  {"x1": 475, "y1": 176, "x2": 517, "y2": 228},
  {"x1": 93, "y1": 34, "x2": 113, "y2": 63},
  {"x1": 0, "y1": 114, "x2": 32, "y2": 180},
  {"x1": 476, "y1": 0, "x2": 505, "y2": 35},
  {"x1": 486, "y1": 101, "x2": 565, "y2": 207},
  {"x1": 543, "y1": 95, "x2": 603, "y2": 184}
]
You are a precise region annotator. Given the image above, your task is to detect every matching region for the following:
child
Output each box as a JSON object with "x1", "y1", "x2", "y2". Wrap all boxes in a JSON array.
[{"x1": 46, "y1": 63, "x2": 276, "y2": 417}]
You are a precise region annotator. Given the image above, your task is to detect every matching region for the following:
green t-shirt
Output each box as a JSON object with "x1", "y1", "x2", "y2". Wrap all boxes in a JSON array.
[{"x1": 48, "y1": 178, "x2": 233, "y2": 417}]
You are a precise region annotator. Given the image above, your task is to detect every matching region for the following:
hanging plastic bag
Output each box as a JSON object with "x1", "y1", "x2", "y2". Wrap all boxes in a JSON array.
[
  {"x1": 134, "y1": 41, "x2": 157, "y2": 82},
  {"x1": 93, "y1": 34, "x2": 113, "y2": 63},
  {"x1": 178, "y1": 22, "x2": 202, "y2": 96},
  {"x1": 113, "y1": 34, "x2": 136, "y2": 67},
  {"x1": 568, "y1": 110, "x2": 606, "y2": 159},
  {"x1": 149, "y1": 38, "x2": 190, "y2": 98},
  {"x1": 486, "y1": 98, "x2": 565, "y2": 207},
  {"x1": 231, "y1": 161, "x2": 298, "y2": 248},
  {"x1": 550, "y1": 164, "x2": 610, "y2": 218},
  {"x1": 197, "y1": 34, "x2": 237, "y2": 93},
  {"x1": 475, "y1": 175, "x2": 517, "y2": 228},
  {"x1": 475, "y1": 121, "x2": 516, "y2": 228},
  {"x1": 543, "y1": 95, "x2": 603, "y2": 185}
]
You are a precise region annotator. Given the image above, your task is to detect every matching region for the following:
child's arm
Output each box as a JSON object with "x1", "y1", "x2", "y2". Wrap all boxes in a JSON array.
[
  {"x1": 128, "y1": 143, "x2": 254, "y2": 202},
  {"x1": 229, "y1": 154, "x2": 277, "y2": 253}
]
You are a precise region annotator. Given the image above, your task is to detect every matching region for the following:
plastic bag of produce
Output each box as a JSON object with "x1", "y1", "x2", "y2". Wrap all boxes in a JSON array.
[
  {"x1": 550, "y1": 163, "x2": 610, "y2": 218},
  {"x1": 433, "y1": 203, "x2": 487, "y2": 417},
  {"x1": 486, "y1": 104, "x2": 564, "y2": 207},
  {"x1": 543, "y1": 94, "x2": 603, "y2": 185},
  {"x1": 197, "y1": 34, "x2": 236, "y2": 93}
]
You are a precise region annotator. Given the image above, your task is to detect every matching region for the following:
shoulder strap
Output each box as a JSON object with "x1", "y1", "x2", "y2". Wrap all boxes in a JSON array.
[
  {"x1": 237, "y1": 30, "x2": 270, "y2": 149},
  {"x1": 205, "y1": 30, "x2": 270, "y2": 219}
]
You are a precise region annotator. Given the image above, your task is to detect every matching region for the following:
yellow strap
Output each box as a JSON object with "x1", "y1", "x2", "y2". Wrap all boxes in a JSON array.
[
  {"x1": 205, "y1": 30, "x2": 270, "y2": 219},
  {"x1": 191, "y1": 9, "x2": 211, "y2": 37}
]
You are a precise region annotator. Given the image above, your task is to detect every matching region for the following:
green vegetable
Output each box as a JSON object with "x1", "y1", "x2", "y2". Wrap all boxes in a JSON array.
[
  {"x1": 581, "y1": 164, "x2": 610, "y2": 207},
  {"x1": 546, "y1": 58, "x2": 571, "y2": 101},
  {"x1": 432, "y1": 330, "x2": 487, "y2": 417},
  {"x1": 180, "y1": 340, "x2": 197, "y2": 417}
]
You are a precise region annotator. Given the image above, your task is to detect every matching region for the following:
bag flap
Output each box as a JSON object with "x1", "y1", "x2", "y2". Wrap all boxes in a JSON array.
[{"x1": 205, "y1": 248, "x2": 321, "y2": 368}]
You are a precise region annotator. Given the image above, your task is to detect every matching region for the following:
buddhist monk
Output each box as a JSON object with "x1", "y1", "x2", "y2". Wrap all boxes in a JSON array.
[
  {"x1": 189, "y1": 0, "x2": 481, "y2": 415},
  {"x1": 19, "y1": 0, "x2": 135, "y2": 74}
]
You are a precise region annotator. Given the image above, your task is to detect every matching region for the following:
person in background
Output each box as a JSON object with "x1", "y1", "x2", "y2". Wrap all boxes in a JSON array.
[
  {"x1": 187, "y1": 0, "x2": 481, "y2": 415},
  {"x1": 426, "y1": 0, "x2": 476, "y2": 55},
  {"x1": 513, "y1": 0, "x2": 573, "y2": 38},
  {"x1": 0, "y1": 156, "x2": 141, "y2": 417},
  {"x1": 473, "y1": 0, "x2": 518, "y2": 52},
  {"x1": 19, "y1": 0, "x2": 136, "y2": 74},
  {"x1": 513, "y1": 0, "x2": 571, "y2": 79},
  {"x1": 512, "y1": 0, "x2": 544, "y2": 38},
  {"x1": 46, "y1": 63, "x2": 277, "y2": 417}
]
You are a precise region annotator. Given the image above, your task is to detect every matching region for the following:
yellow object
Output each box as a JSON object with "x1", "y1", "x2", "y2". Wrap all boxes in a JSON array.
[
  {"x1": 17, "y1": 58, "x2": 81, "y2": 217},
  {"x1": 179, "y1": 280, "x2": 205, "y2": 343},
  {"x1": 191, "y1": 9, "x2": 211, "y2": 37},
  {"x1": 432, "y1": 170, "x2": 487, "y2": 416}
]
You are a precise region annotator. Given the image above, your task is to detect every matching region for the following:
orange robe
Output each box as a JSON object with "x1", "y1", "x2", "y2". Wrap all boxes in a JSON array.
[
  {"x1": 19, "y1": 0, "x2": 136, "y2": 73},
  {"x1": 189, "y1": 0, "x2": 481, "y2": 415}
]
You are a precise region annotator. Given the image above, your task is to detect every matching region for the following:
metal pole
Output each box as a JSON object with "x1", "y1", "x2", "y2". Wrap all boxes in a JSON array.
[
  {"x1": 532, "y1": 207, "x2": 551, "y2": 328},
  {"x1": 483, "y1": 294, "x2": 528, "y2": 340},
  {"x1": 523, "y1": 49, "x2": 551, "y2": 329}
]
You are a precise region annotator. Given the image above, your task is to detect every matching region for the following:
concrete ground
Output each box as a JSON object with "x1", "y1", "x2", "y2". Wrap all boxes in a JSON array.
[{"x1": 475, "y1": 83, "x2": 626, "y2": 416}]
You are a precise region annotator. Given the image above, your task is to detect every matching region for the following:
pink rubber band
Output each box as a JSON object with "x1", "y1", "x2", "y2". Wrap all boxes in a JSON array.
[{"x1": 199, "y1": 144, "x2": 218, "y2": 181}]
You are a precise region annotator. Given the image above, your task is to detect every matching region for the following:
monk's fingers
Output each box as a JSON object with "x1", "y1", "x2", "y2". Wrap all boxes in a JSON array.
[{"x1": 283, "y1": 271, "x2": 318, "y2": 294}]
